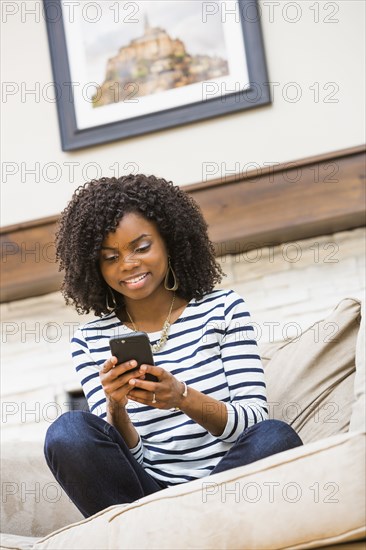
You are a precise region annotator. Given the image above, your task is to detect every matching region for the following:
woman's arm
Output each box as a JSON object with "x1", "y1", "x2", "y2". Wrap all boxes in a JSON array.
[
  {"x1": 214, "y1": 292, "x2": 268, "y2": 442},
  {"x1": 173, "y1": 384, "x2": 228, "y2": 437},
  {"x1": 71, "y1": 331, "x2": 144, "y2": 451},
  {"x1": 101, "y1": 356, "x2": 143, "y2": 448},
  {"x1": 106, "y1": 406, "x2": 140, "y2": 448}
]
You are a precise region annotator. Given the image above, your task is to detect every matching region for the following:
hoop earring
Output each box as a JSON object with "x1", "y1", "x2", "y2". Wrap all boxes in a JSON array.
[
  {"x1": 164, "y1": 257, "x2": 179, "y2": 291},
  {"x1": 106, "y1": 287, "x2": 117, "y2": 312}
]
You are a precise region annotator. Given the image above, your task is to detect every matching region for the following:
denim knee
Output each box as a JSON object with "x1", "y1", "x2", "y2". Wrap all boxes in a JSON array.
[
  {"x1": 44, "y1": 410, "x2": 96, "y2": 462},
  {"x1": 257, "y1": 419, "x2": 303, "y2": 448}
]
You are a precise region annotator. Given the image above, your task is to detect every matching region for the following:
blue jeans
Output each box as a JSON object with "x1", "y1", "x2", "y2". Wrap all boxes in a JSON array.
[{"x1": 44, "y1": 411, "x2": 302, "y2": 518}]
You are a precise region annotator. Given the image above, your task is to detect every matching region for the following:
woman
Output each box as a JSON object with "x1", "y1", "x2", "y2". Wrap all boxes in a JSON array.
[{"x1": 44, "y1": 174, "x2": 302, "y2": 518}]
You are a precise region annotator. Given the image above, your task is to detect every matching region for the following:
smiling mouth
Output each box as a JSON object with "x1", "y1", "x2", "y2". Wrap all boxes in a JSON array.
[{"x1": 121, "y1": 273, "x2": 149, "y2": 285}]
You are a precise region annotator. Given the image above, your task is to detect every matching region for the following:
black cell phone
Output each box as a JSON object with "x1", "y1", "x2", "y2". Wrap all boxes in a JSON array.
[{"x1": 109, "y1": 332, "x2": 158, "y2": 383}]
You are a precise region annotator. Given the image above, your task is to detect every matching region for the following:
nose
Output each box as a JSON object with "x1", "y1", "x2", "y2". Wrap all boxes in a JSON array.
[{"x1": 119, "y1": 251, "x2": 141, "y2": 271}]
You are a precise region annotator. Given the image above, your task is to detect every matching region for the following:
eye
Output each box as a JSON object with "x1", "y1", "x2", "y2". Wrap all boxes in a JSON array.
[
  {"x1": 103, "y1": 254, "x2": 119, "y2": 262},
  {"x1": 134, "y1": 244, "x2": 151, "y2": 253}
]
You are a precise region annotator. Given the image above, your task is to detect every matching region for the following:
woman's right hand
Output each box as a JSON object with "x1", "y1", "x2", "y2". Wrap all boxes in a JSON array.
[{"x1": 100, "y1": 357, "x2": 145, "y2": 409}]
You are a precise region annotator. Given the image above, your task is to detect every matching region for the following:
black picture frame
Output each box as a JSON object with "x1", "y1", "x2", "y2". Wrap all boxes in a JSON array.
[{"x1": 44, "y1": 0, "x2": 270, "y2": 151}]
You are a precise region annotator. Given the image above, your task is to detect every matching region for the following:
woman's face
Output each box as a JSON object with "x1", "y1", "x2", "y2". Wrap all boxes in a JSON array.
[{"x1": 99, "y1": 212, "x2": 169, "y2": 302}]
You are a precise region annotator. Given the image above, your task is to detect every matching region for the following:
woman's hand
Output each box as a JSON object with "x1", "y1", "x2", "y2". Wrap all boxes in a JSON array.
[
  {"x1": 128, "y1": 364, "x2": 185, "y2": 409},
  {"x1": 99, "y1": 357, "x2": 146, "y2": 409},
  {"x1": 125, "y1": 364, "x2": 229, "y2": 438}
]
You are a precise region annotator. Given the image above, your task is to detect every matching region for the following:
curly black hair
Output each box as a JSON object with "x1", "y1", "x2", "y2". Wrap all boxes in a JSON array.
[{"x1": 55, "y1": 174, "x2": 225, "y2": 317}]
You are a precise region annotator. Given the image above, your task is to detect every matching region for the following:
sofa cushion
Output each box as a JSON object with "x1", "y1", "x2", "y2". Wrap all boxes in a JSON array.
[
  {"x1": 29, "y1": 431, "x2": 365, "y2": 550},
  {"x1": 261, "y1": 298, "x2": 361, "y2": 443},
  {"x1": 0, "y1": 439, "x2": 83, "y2": 538},
  {"x1": 0, "y1": 533, "x2": 40, "y2": 550},
  {"x1": 30, "y1": 505, "x2": 122, "y2": 550}
]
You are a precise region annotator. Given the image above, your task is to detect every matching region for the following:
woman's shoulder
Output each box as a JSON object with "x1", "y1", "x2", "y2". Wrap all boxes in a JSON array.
[
  {"x1": 71, "y1": 311, "x2": 120, "y2": 341},
  {"x1": 194, "y1": 288, "x2": 245, "y2": 307}
]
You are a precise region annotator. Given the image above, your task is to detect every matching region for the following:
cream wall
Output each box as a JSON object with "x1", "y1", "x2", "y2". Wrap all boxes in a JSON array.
[{"x1": 1, "y1": 0, "x2": 365, "y2": 227}]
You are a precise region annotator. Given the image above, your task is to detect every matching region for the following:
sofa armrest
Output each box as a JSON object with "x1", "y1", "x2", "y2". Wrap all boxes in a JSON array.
[{"x1": 1, "y1": 439, "x2": 83, "y2": 537}]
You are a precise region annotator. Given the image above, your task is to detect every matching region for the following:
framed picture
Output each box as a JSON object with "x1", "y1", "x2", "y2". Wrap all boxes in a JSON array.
[{"x1": 44, "y1": 0, "x2": 270, "y2": 151}]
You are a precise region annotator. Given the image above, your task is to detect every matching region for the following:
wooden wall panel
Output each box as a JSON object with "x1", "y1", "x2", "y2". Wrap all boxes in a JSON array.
[
  {"x1": 0, "y1": 218, "x2": 63, "y2": 302},
  {"x1": 186, "y1": 148, "x2": 365, "y2": 254},
  {"x1": 1, "y1": 145, "x2": 365, "y2": 302}
]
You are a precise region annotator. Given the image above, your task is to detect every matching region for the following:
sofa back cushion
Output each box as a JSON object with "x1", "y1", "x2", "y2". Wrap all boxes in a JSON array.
[
  {"x1": 350, "y1": 300, "x2": 366, "y2": 432},
  {"x1": 260, "y1": 298, "x2": 361, "y2": 444}
]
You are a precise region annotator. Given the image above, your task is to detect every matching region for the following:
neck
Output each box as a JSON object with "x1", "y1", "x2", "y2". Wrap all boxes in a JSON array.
[{"x1": 122, "y1": 288, "x2": 175, "y2": 325}]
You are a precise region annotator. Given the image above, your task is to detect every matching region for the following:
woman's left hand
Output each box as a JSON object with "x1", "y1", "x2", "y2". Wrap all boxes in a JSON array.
[{"x1": 127, "y1": 364, "x2": 185, "y2": 409}]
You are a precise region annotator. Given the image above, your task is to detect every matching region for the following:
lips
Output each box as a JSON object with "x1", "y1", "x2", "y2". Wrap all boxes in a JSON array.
[{"x1": 121, "y1": 272, "x2": 149, "y2": 285}]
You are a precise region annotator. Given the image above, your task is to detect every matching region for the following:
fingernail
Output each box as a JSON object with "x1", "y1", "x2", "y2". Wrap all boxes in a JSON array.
[
  {"x1": 140, "y1": 365, "x2": 147, "y2": 371},
  {"x1": 129, "y1": 379, "x2": 136, "y2": 385},
  {"x1": 130, "y1": 360, "x2": 137, "y2": 367}
]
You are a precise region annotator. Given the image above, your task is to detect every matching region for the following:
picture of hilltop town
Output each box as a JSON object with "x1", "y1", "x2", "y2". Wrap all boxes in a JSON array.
[{"x1": 92, "y1": 16, "x2": 229, "y2": 108}]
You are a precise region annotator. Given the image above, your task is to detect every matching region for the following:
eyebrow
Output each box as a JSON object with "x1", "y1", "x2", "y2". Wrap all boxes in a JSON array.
[{"x1": 101, "y1": 233, "x2": 152, "y2": 250}]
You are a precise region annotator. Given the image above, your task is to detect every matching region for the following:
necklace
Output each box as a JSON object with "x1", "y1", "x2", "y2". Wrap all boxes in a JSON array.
[{"x1": 126, "y1": 292, "x2": 176, "y2": 353}]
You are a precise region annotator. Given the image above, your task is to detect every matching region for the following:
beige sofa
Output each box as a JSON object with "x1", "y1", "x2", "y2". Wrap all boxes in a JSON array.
[{"x1": 1, "y1": 297, "x2": 365, "y2": 550}]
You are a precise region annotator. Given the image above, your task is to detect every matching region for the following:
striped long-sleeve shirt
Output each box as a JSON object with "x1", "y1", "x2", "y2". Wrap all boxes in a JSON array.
[{"x1": 71, "y1": 289, "x2": 268, "y2": 485}]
